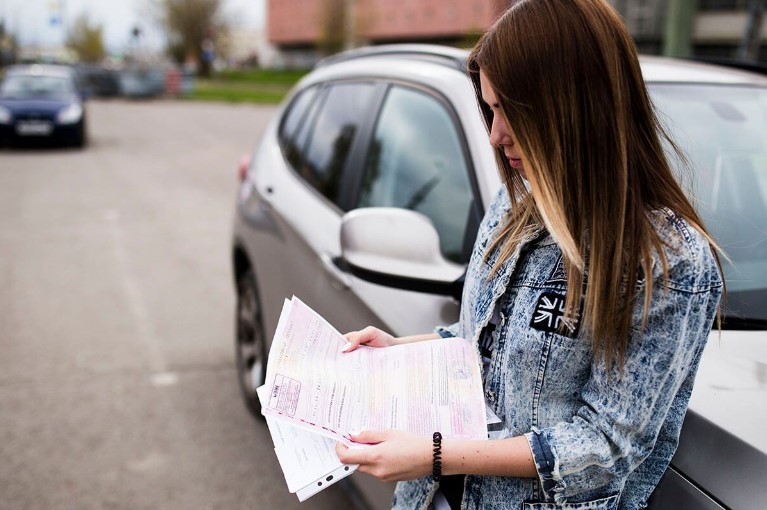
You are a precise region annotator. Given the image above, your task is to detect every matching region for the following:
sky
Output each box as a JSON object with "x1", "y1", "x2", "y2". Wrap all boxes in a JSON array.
[{"x1": 1, "y1": 0, "x2": 265, "y2": 54}]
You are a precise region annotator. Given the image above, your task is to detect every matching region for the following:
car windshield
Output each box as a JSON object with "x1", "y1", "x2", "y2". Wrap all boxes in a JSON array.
[
  {"x1": 0, "y1": 74, "x2": 74, "y2": 100},
  {"x1": 650, "y1": 83, "x2": 767, "y2": 327}
]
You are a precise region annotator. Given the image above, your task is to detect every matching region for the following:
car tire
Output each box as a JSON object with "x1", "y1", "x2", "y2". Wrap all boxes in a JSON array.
[
  {"x1": 235, "y1": 267, "x2": 267, "y2": 420},
  {"x1": 72, "y1": 123, "x2": 87, "y2": 148}
]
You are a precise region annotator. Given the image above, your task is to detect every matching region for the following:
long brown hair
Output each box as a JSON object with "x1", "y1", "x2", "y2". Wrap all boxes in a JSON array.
[{"x1": 468, "y1": 0, "x2": 719, "y2": 365}]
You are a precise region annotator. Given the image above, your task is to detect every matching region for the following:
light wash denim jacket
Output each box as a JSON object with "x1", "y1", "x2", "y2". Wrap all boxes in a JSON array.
[{"x1": 392, "y1": 187, "x2": 722, "y2": 510}]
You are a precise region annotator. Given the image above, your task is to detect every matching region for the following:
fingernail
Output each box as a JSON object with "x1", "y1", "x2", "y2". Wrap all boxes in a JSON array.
[{"x1": 341, "y1": 342, "x2": 352, "y2": 352}]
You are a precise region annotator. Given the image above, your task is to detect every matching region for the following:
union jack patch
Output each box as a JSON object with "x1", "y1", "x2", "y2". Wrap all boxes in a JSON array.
[{"x1": 530, "y1": 292, "x2": 580, "y2": 337}]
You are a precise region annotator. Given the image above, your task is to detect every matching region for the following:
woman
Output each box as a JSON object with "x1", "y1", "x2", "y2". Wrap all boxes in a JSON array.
[{"x1": 336, "y1": 1, "x2": 723, "y2": 508}]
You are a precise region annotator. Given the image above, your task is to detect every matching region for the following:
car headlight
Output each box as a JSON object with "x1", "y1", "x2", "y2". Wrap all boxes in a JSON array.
[
  {"x1": 0, "y1": 105, "x2": 11, "y2": 124},
  {"x1": 57, "y1": 103, "x2": 83, "y2": 124}
]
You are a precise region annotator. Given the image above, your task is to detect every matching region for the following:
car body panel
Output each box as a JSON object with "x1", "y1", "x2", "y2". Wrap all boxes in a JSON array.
[
  {"x1": 236, "y1": 113, "x2": 393, "y2": 339},
  {"x1": 649, "y1": 465, "x2": 725, "y2": 510},
  {"x1": 692, "y1": 331, "x2": 767, "y2": 455},
  {"x1": 641, "y1": 55, "x2": 767, "y2": 86},
  {"x1": 665, "y1": 330, "x2": 767, "y2": 509}
]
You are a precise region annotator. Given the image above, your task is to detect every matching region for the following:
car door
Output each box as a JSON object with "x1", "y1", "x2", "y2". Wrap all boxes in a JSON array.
[
  {"x1": 266, "y1": 79, "x2": 393, "y2": 333},
  {"x1": 317, "y1": 80, "x2": 486, "y2": 510},
  {"x1": 336, "y1": 81, "x2": 484, "y2": 337}
]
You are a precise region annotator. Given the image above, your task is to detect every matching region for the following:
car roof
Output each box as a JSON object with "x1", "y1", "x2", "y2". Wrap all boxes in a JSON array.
[
  {"x1": 314, "y1": 44, "x2": 767, "y2": 87},
  {"x1": 316, "y1": 43, "x2": 469, "y2": 72},
  {"x1": 640, "y1": 55, "x2": 767, "y2": 86}
]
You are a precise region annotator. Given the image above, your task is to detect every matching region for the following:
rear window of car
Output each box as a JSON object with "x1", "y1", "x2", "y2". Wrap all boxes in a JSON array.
[
  {"x1": 279, "y1": 85, "x2": 319, "y2": 169},
  {"x1": 278, "y1": 82, "x2": 379, "y2": 205},
  {"x1": 301, "y1": 82, "x2": 377, "y2": 204}
]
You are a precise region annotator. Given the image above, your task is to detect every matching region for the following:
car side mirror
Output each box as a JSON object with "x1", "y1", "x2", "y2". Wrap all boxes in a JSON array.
[{"x1": 340, "y1": 208, "x2": 465, "y2": 299}]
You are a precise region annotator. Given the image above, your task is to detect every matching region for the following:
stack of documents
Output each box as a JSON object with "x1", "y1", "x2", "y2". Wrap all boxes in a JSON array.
[{"x1": 257, "y1": 296, "x2": 487, "y2": 501}]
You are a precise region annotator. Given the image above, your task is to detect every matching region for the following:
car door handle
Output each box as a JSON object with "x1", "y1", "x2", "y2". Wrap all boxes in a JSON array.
[
  {"x1": 320, "y1": 253, "x2": 351, "y2": 290},
  {"x1": 259, "y1": 183, "x2": 274, "y2": 200}
]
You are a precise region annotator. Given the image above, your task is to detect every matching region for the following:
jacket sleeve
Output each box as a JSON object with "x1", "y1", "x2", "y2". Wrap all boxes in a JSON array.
[
  {"x1": 435, "y1": 322, "x2": 461, "y2": 338},
  {"x1": 524, "y1": 242, "x2": 722, "y2": 504}
]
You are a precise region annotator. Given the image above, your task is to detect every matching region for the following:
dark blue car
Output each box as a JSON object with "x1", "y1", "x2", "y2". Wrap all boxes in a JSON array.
[{"x1": 0, "y1": 64, "x2": 87, "y2": 148}]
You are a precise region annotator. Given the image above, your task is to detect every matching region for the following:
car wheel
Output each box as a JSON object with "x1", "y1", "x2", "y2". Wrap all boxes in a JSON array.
[
  {"x1": 235, "y1": 267, "x2": 267, "y2": 420},
  {"x1": 72, "y1": 123, "x2": 87, "y2": 148}
]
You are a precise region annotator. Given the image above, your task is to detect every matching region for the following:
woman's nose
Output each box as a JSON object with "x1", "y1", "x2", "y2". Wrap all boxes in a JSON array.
[
  {"x1": 489, "y1": 117, "x2": 510, "y2": 147},
  {"x1": 489, "y1": 123, "x2": 502, "y2": 147}
]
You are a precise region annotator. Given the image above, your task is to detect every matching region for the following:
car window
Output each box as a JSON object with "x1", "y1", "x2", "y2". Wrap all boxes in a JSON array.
[
  {"x1": 279, "y1": 86, "x2": 319, "y2": 170},
  {"x1": 302, "y1": 82, "x2": 377, "y2": 204},
  {"x1": 651, "y1": 83, "x2": 767, "y2": 322},
  {"x1": 357, "y1": 85, "x2": 475, "y2": 263},
  {"x1": 1, "y1": 74, "x2": 73, "y2": 100}
]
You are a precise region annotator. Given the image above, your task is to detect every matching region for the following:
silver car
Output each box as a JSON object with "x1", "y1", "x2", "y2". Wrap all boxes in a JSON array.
[{"x1": 231, "y1": 45, "x2": 767, "y2": 509}]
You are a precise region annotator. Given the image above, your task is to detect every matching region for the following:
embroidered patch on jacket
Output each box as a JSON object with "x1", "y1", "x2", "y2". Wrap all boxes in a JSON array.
[
  {"x1": 546, "y1": 254, "x2": 567, "y2": 285},
  {"x1": 530, "y1": 292, "x2": 580, "y2": 337}
]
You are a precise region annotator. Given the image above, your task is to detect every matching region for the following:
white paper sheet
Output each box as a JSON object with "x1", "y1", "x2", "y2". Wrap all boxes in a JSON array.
[
  {"x1": 258, "y1": 297, "x2": 487, "y2": 500},
  {"x1": 262, "y1": 297, "x2": 487, "y2": 443},
  {"x1": 256, "y1": 386, "x2": 357, "y2": 501}
]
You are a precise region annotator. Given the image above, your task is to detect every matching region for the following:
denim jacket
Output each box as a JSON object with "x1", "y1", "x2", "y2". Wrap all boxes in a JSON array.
[{"x1": 392, "y1": 187, "x2": 722, "y2": 510}]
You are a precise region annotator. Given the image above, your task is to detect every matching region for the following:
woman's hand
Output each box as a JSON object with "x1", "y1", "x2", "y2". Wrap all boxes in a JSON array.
[
  {"x1": 342, "y1": 326, "x2": 397, "y2": 352},
  {"x1": 335, "y1": 430, "x2": 432, "y2": 482},
  {"x1": 342, "y1": 328, "x2": 441, "y2": 353}
]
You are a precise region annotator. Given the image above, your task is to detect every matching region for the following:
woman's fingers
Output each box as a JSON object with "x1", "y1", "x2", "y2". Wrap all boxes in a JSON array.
[
  {"x1": 335, "y1": 430, "x2": 387, "y2": 463},
  {"x1": 341, "y1": 326, "x2": 392, "y2": 352},
  {"x1": 341, "y1": 330, "x2": 363, "y2": 352},
  {"x1": 350, "y1": 429, "x2": 387, "y2": 444}
]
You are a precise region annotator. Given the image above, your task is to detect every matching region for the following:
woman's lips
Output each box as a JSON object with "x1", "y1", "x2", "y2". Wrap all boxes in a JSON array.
[{"x1": 503, "y1": 150, "x2": 523, "y2": 169}]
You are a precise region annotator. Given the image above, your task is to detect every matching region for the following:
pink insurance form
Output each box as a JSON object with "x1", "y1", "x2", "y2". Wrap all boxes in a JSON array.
[{"x1": 260, "y1": 296, "x2": 487, "y2": 444}]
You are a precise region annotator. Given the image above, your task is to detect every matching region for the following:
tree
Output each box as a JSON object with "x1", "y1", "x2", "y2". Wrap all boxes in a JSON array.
[
  {"x1": 318, "y1": 0, "x2": 364, "y2": 55},
  {"x1": 154, "y1": 0, "x2": 228, "y2": 77},
  {"x1": 66, "y1": 13, "x2": 106, "y2": 63},
  {"x1": 318, "y1": 0, "x2": 347, "y2": 56},
  {"x1": 1, "y1": 21, "x2": 18, "y2": 67},
  {"x1": 740, "y1": 0, "x2": 764, "y2": 61},
  {"x1": 663, "y1": 0, "x2": 696, "y2": 58}
]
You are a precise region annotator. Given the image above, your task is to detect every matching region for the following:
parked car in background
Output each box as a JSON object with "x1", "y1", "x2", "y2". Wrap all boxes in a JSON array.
[
  {"x1": 231, "y1": 45, "x2": 767, "y2": 509},
  {"x1": 73, "y1": 64, "x2": 121, "y2": 98},
  {"x1": 0, "y1": 64, "x2": 87, "y2": 148},
  {"x1": 117, "y1": 66, "x2": 167, "y2": 99}
]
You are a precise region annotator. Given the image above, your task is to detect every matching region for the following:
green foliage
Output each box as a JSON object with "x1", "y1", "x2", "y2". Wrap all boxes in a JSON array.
[
  {"x1": 154, "y1": 0, "x2": 227, "y2": 76},
  {"x1": 214, "y1": 68, "x2": 309, "y2": 84},
  {"x1": 459, "y1": 28, "x2": 484, "y2": 49},
  {"x1": 66, "y1": 13, "x2": 105, "y2": 63},
  {"x1": 190, "y1": 85, "x2": 286, "y2": 103},
  {"x1": 1, "y1": 21, "x2": 17, "y2": 67},
  {"x1": 188, "y1": 69, "x2": 309, "y2": 104}
]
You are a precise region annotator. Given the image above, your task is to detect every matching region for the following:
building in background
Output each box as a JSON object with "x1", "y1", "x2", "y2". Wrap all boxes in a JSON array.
[
  {"x1": 222, "y1": 27, "x2": 276, "y2": 68},
  {"x1": 267, "y1": 0, "x2": 766, "y2": 68},
  {"x1": 613, "y1": 0, "x2": 767, "y2": 62},
  {"x1": 267, "y1": 0, "x2": 513, "y2": 67}
]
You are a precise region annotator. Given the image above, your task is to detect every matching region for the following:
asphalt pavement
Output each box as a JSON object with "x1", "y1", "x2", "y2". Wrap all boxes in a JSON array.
[{"x1": 0, "y1": 99, "x2": 357, "y2": 510}]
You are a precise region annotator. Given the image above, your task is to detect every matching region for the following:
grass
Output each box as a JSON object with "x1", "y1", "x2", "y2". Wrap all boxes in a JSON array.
[{"x1": 187, "y1": 68, "x2": 309, "y2": 104}]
